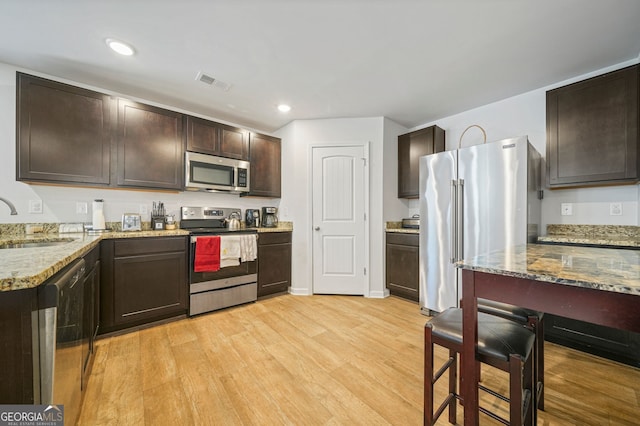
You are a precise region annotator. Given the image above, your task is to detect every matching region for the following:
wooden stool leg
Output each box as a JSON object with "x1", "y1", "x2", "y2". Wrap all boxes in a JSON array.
[
  {"x1": 508, "y1": 354, "x2": 524, "y2": 426},
  {"x1": 527, "y1": 314, "x2": 545, "y2": 411},
  {"x1": 448, "y1": 348, "x2": 457, "y2": 424},
  {"x1": 424, "y1": 326, "x2": 434, "y2": 425},
  {"x1": 536, "y1": 315, "x2": 545, "y2": 411}
]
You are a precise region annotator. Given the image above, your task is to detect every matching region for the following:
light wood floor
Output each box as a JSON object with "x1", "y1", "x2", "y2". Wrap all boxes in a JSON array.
[{"x1": 79, "y1": 295, "x2": 640, "y2": 425}]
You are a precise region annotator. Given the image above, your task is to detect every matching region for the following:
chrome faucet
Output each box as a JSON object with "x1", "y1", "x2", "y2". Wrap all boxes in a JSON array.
[{"x1": 0, "y1": 197, "x2": 18, "y2": 215}]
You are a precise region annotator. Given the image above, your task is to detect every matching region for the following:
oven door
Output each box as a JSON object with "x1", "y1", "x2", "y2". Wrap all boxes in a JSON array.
[
  {"x1": 188, "y1": 233, "x2": 258, "y2": 315},
  {"x1": 189, "y1": 235, "x2": 257, "y2": 284}
]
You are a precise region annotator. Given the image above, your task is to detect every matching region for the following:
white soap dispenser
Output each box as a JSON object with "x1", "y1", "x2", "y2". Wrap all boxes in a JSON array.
[{"x1": 92, "y1": 199, "x2": 106, "y2": 231}]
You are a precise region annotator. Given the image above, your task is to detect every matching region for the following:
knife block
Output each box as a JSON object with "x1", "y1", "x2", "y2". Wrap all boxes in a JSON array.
[{"x1": 151, "y1": 216, "x2": 165, "y2": 230}]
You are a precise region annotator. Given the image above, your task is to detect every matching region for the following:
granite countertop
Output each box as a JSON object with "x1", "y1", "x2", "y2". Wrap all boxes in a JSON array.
[
  {"x1": 0, "y1": 230, "x2": 189, "y2": 292},
  {"x1": 1, "y1": 221, "x2": 294, "y2": 292},
  {"x1": 456, "y1": 244, "x2": 640, "y2": 296},
  {"x1": 385, "y1": 221, "x2": 419, "y2": 234},
  {"x1": 257, "y1": 222, "x2": 293, "y2": 233},
  {"x1": 537, "y1": 224, "x2": 640, "y2": 248}
]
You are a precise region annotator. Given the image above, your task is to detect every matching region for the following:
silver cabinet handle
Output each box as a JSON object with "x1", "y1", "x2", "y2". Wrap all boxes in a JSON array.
[{"x1": 314, "y1": 227, "x2": 320, "y2": 231}]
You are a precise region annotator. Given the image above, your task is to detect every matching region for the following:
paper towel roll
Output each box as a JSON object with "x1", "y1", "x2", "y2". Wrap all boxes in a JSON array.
[{"x1": 92, "y1": 199, "x2": 106, "y2": 230}]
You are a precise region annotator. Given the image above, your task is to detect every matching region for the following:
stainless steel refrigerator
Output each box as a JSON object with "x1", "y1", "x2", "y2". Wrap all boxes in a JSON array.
[{"x1": 419, "y1": 135, "x2": 542, "y2": 315}]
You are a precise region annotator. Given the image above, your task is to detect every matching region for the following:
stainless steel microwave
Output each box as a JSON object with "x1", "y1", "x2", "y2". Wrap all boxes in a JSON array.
[{"x1": 185, "y1": 151, "x2": 250, "y2": 193}]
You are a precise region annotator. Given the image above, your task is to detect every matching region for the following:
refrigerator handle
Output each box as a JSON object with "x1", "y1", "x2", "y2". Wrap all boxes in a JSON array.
[
  {"x1": 450, "y1": 179, "x2": 457, "y2": 263},
  {"x1": 457, "y1": 179, "x2": 464, "y2": 261}
]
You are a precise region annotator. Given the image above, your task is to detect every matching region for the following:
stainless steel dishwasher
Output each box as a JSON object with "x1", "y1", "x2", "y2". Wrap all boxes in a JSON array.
[{"x1": 34, "y1": 258, "x2": 85, "y2": 425}]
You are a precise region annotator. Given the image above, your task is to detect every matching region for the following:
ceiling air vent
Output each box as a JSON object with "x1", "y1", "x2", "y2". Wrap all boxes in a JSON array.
[{"x1": 195, "y1": 71, "x2": 231, "y2": 91}]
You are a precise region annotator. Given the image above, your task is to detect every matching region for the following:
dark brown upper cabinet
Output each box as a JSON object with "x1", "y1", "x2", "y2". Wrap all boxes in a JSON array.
[
  {"x1": 16, "y1": 72, "x2": 111, "y2": 185},
  {"x1": 546, "y1": 64, "x2": 639, "y2": 188},
  {"x1": 398, "y1": 125, "x2": 445, "y2": 198},
  {"x1": 185, "y1": 116, "x2": 249, "y2": 160},
  {"x1": 246, "y1": 132, "x2": 281, "y2": 198},
  {"x1": 116, "y1": 99, "x2": 185, "y2": 190}
]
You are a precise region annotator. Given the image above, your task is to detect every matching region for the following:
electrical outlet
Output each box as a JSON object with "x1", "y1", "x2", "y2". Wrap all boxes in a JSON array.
[
  {"x1": 561, "y1": 203, "x2": 573, "y2": 216},
  {"x1": 140, "y1": 204, "x2": 148, "y2": 215},
  {"x1": 610, "y1": 202, "x2": 622, "y2": 216},
  {"x1": 28, "y1": 199, "x2": 43, "y2": 214},
  {"x1": 76, "y1": 202, "x2": 88, "y2": 214}
]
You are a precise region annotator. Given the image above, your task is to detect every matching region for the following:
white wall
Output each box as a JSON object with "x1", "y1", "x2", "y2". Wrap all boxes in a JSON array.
[
  {"x1": 275, "y1": 117, "x2": 398, "y2": 298},
  {"x1": 408, "y1": 59, "x2": 640, "y2": 232},
  {"x1": 0, "y1": 62, "x2": 280, "y2": 225}
]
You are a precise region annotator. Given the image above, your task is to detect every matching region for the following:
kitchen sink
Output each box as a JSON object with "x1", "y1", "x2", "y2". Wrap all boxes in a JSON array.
[{"x1": 0, "y1": 238, "x2": 75, "y2": 249}]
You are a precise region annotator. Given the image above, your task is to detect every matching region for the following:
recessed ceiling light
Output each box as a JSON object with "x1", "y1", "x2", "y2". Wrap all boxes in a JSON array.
[
  {"x1": 277, "y1": 104, "x2": 291, "y2": 113},
  {"x1": 105, "y1": 38, "x2": 135, "y2": 56}
]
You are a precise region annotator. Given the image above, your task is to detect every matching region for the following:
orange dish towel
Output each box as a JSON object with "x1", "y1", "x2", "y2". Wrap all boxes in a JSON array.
[{"x1": 194, "y1": 236, "x2": 221, "y2": 272}]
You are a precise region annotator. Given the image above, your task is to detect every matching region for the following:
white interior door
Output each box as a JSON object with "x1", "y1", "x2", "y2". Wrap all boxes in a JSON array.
[{"x1": 312, "y1": 145, "x2": 366, "y2": 295}]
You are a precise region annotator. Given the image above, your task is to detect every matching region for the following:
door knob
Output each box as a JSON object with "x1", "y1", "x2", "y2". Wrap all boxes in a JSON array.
[{"x1": 314, "y1": 227, "x2": 320, "y2": 231}]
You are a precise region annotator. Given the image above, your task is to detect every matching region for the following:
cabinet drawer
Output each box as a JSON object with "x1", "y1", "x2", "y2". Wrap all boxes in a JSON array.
[
  {"x1": 258, "y1": 232, "x2": 291, "y2": 245},
  {"x1": 114, "y1": 236, "x2": 186, "y2": 257},
  {"x1": 386, "y1": 232, "x2": 419, "y2": 247}
]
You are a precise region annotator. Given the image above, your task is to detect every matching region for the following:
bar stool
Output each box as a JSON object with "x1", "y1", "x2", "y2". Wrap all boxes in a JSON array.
[
  {"x1": 478, "y1": 299, "x2": 545, "y2": 410},
  {"x1": 424, "y1": 308, "x2": 536, "y2": 426}
]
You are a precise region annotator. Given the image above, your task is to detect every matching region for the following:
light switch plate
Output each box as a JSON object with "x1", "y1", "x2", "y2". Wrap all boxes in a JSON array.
[
  {"x1": 561, "y1": 203, "x2": 573, "y2": 216},
  {"x1": 610, "y1": 202, "x2": 622, "y2": 216},
  {"x1": 76, "y1": 202, "x2": 88, "y2": 214},
  {"x1": 28, "y1": 199, "x2": 43, "y2": 214}
]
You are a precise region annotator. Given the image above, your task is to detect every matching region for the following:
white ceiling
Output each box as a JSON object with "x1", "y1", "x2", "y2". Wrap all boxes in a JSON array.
[{"x1": 1, "y1": 0, "x2": 639, "y2": 133}]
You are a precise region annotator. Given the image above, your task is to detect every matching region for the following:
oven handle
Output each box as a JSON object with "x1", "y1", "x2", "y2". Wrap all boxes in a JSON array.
[{"x1": 190, "y1": 234, "x2": 258, "y2": 244}]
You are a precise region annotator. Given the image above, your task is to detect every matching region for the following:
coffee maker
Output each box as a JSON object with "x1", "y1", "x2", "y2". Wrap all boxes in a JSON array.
[
  {"x1": 261, "y1": 207, "x2": 278, "y2": 228},
  {"x1": 245, "y1": 209, "x2": 261, "y2": 228}
]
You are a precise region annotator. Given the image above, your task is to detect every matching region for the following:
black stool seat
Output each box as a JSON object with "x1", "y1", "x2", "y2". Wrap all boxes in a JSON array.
[
  {"x1": 428, "y1": 307, "x2": 535, "y2": 362},
  {"x1": 424, "y1": 308, "x2": 536, "y2": 425},
  {"x1": 478, "y1": 299, "x2": 541, "y2": 324}
]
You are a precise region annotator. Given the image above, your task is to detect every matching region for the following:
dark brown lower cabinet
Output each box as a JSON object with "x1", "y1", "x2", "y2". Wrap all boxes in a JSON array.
[
  {"x1": 545, "y1": 314, "x2": 640, "y2": 367},
  {"x1": 0, "y1": 245, "x2": 100, "y2": 404},
  {"x1": 385, "y1": 232, "x2": 419, "y2": 302},
  {"x1": 100, "y1": 236, "x2": 187, "y2": 334},
  {"x1": 257, "y1": 232, "x2": 291, "y2": 298},
  {"x1": 0, "y1": 287, "x2": 37, "y2": 403}
]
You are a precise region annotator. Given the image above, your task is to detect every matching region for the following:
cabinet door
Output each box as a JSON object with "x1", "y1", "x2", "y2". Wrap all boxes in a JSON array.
[
  {"x1": 247, "y1": 133, "x2": 281, "y2": 197},
  {"x1": 113, "y1": 251, "x2": 187, "y2": 326},
  {"x1": 219, "y1": 124, "x2": 249, "y2": 160},
  {"x1": 186, "y1": 115, "x2": 218, "y2": 154},
  {"x1": 116, "y1": 99, "x2": 184, "y2": 189},
  {"x1": 186, "y1": 116, "x2": 249, "y2": 160},
  {"x1": 398, "y1": 126, "x2": 445, "y2": 198},
  {"x1": 545, "y1": 313, "x2": 640, "y2": 367},
  {"x1": 99, "y1": 237, "x2": 187, "y2": 334},
  {"x1": 385, "y1": 234, "x2": 419, "y2": 301},
  {"x1": 0, "y1": 287, "x2": 37, "y2": 403},
  {"x1": 257, "y1": 233, "x2": 291, "y2": 297},
  {"x1": 547, "y1": 64, "x2": 639, "y2": 188},
  {"x1": 16, "y1": 73, "x2": 111, "y2": 185}
]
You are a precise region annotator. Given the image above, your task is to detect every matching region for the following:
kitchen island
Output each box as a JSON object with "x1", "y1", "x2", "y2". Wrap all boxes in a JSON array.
[{"x1": 455, "y1": 244, "x2": 640, "y2": 425}]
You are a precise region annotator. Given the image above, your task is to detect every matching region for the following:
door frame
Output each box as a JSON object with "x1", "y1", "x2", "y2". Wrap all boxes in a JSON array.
[{"x1": 308, "y1": 142, "x2": 370, "y2": 296}]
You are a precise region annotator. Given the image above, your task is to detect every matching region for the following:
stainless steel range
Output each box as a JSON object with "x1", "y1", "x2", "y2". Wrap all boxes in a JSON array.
[{"x1": 180, "y1": 206, "x2": 257, "y2": 316}]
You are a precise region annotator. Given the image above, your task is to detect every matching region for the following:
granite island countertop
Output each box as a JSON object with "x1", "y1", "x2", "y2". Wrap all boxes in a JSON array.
[{"x1": 456, "y1": 244, "x2": 640, "y2": 296}]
